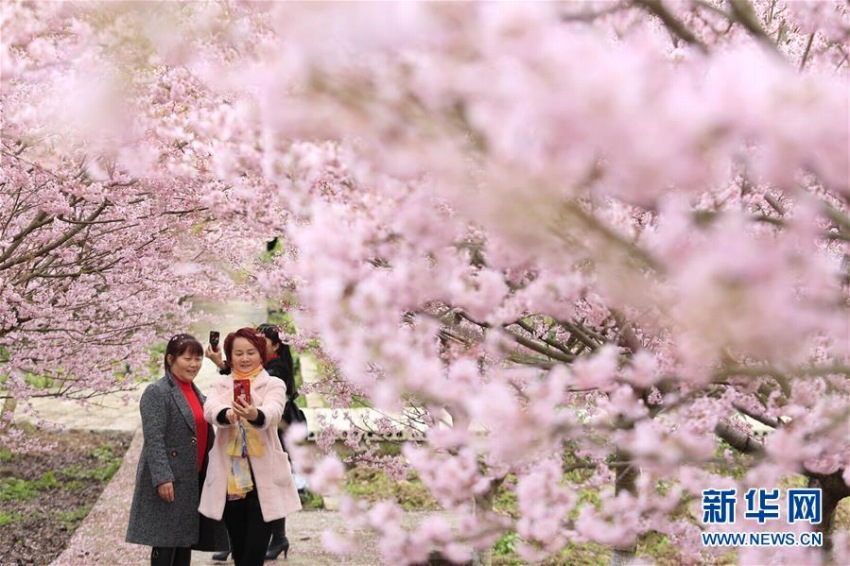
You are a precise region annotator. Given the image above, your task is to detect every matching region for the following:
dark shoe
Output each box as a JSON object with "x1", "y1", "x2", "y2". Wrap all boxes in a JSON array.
[
  {"x1": 265, "y1": 535, "x2": 290, "y2": 560},
  {"x1": 211, "y1": 550, "x2": 229, "y2": 562}
]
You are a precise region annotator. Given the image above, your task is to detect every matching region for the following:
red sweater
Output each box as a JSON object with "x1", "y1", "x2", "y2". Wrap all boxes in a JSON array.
[{"x1": 177, "y1": 379, "x2": 207, "y2": 472}]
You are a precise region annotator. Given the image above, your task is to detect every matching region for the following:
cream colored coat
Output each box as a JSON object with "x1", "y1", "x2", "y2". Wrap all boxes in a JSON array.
[{"x1": 198, "y1": 369, "x2": 302, "y2": 522}]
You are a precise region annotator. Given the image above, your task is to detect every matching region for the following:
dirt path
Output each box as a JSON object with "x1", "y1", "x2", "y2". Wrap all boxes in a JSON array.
[{"x1": 50, "y1": 429, "x2": 398, "y2": 566}]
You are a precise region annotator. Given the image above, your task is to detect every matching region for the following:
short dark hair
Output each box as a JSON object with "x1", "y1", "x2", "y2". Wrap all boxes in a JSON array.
[
  {"x1": 164, "y1": 333, "x2": 203, "y2": 372},
  {"x1": 223, "y1": 327, "x2": 268, "y2": 365}
]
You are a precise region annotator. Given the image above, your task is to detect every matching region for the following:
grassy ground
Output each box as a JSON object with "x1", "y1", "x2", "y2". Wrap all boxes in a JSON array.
[
  {"x1": 0, "y1": 425, "x2": 131, "y2": 565},
  {"x1": 333, "y1": 450, "x2": 850, "y2": 565}
]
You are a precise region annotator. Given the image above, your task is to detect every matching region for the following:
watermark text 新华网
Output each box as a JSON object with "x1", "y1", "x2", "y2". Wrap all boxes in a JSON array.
[{"x1": 700, "y1": 487, "x2": 822, "y2": 547}]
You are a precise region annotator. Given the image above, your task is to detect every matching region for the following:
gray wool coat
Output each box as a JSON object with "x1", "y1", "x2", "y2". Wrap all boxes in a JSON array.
[{"x1": 125, "y1": 373, "x2": 227, "y2": 550}]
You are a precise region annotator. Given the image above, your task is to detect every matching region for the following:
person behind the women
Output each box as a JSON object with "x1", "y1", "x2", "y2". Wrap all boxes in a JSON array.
[
  {"x1": 126, "y1": 333, "x2": 227, "y2": 566},
  {"x1": 256, "y1": 323, "x2": 297, "y2": 560},
  {"x1": 256, "y1": 323, "x2": 295, "y2": 401},
  {"x1": 200, "y1": 327, "x2": 302, "y2": 566}
]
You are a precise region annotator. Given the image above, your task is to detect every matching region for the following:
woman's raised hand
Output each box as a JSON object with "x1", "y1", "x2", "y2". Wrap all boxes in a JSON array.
[
  {"x1": 224, "y1": 408, "x2": 240, "y2": 424},
  {"x1": 232, "y1": 396, "x2": 259, "y2": 422},
  {"x1": 205, "y1": 344, "x2": 225, "y2": 370}
]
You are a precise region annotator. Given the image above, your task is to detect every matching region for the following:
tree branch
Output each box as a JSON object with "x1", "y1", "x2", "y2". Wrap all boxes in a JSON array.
[
  {"x1": 0, "y1": 202, "x2": 109, "y2": 271},
  {"x1": 799, "y1": 32, "x2": 815, "y2": 71},
  {"x1": 633, "y1": 0, "x2": 709, "y2": 53},
  {"x1": 459, "y1": 311, "x2": 576, "y2": 364},
  {"x1": 732, "y1": 401, "x2": 780, "y2": 429},
  {"x1": 559, "y1": 2, "x2": 629, "y2": 23},
  {"x1": 0, "y1": 211, "x2": 52, "y2": 264},
  {"x1": 727, "y1": 0, "x2": 783, "y2": 57},
  {"x1": 513, "y1": 318, "x2": 576, "y2": 356},
  {"x1": 715, "y1": 419, "x2": 765, "y2": 456}
]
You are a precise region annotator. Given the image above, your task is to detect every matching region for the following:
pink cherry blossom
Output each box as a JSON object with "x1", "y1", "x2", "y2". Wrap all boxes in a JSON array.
[{"x1": 5, "y1": 1, "x2": 850, "y2": 563}]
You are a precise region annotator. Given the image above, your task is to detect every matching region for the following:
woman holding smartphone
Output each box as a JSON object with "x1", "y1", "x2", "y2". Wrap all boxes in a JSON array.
[
  {"x1": 205, "y1": 324, "x2": 297, "y2": 561},
  {"x1": 199, "y1": 327, "x2": 302, "y2": 566}
]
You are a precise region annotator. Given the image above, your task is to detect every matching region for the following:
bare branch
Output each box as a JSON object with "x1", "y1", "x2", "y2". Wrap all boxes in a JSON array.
[{"x1": 732, "y1": 401, "x2": 781, "y2": 429}]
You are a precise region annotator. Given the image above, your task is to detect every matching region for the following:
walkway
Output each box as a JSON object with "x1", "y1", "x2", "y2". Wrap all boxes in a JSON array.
[{"x1": 13, "y1": 301, "x2": 393, "y2": 566}]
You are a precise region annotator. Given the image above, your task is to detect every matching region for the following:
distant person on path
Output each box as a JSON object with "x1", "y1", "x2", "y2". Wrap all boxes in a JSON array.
[
  {"x1": 200, "y1": 327, "x2": 302, "y2": 566},
  {"x1": 126, "y1": 333, "x2": 227, "y2": 566}
]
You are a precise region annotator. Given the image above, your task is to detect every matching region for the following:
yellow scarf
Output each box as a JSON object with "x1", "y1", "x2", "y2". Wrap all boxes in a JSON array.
[
  {"x1": 232, "y1": 365, "x2": 263, "y2": 382},
  {"x1": 226, "y1": 365, "x2": 265, "y2": 498}
]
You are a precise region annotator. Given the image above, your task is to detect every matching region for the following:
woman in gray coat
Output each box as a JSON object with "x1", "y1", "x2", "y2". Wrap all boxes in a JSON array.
[{"x1": 126, "y1": 333, "x2": 227, "y2": 566}]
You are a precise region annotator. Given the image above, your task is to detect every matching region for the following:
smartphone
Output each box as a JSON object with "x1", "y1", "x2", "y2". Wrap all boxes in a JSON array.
[
  {"x1": 233, "y1": 379, "x2": 251, "y2": 405},
  {"x1": 209, "y1": 331, "x2": 220, "y2": 352}
]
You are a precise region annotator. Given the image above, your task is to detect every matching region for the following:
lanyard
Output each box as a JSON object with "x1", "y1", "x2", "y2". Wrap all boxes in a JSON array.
[{"x1": 238, "y1": 422, "x2": 249, "y2": 458}]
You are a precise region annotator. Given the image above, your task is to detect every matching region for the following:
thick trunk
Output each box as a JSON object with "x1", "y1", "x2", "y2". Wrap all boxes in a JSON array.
[
  {"x1": 808, "y1": 471, "x2": 850, "y2": 557},
  {"x1": 472, "y1": 491, "x2": 494, "y2": 566},
  {"x1": 610, "y1": 448, "x2": 638, "y2": 566}
]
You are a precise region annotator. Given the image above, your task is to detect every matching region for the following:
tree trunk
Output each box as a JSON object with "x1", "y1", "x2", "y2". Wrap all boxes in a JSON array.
[
  {"x1": 808, "y1": 471, "x2": 850, "y2": 558},
  {"x1": 471, "y1": 491, "x2": 494, "y2": 566},
  {"x1": 610, "y1": 448, "x2": 638, "y2": 566}
]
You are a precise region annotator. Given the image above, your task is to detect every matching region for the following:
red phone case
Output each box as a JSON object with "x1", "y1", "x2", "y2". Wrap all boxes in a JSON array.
[{"x1": 233, "y1": 379, "x2": 251, "y2": 404}]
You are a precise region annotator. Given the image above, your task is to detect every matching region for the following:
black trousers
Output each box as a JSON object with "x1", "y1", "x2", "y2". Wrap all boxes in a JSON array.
[
  {"x1": 150, "y1": 546, "x2": 191, "y2": 566},
  {"x1": 222, "y1": 489, "x2": 272, "y2": 566}
]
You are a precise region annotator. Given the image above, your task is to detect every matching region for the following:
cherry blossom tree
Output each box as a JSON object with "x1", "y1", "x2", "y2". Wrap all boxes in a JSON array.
[
  {"x1": 5, "y1": 1, "x2": 850, "y2": 564},
  {"x1": 170, "y1": 2, "x2": 848, "y2": 563},
  {"x1": 0, "y1": 2, "x2": 241, "y2": 411}
]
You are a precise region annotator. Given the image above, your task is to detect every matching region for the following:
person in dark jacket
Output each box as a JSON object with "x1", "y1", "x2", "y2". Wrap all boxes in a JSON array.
[
  {"x1": 256, "y1": 323, "x2": 297, "y2": 560},
  {"x1": 126, "y1": 333, "x2": 227, "y2": 566},
  {"x1": 256, "y1": 323, "x2": 295, "y2": 401},
  {"x1": 204, "y1": 324, "x2": 297, "y2": 561}
]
